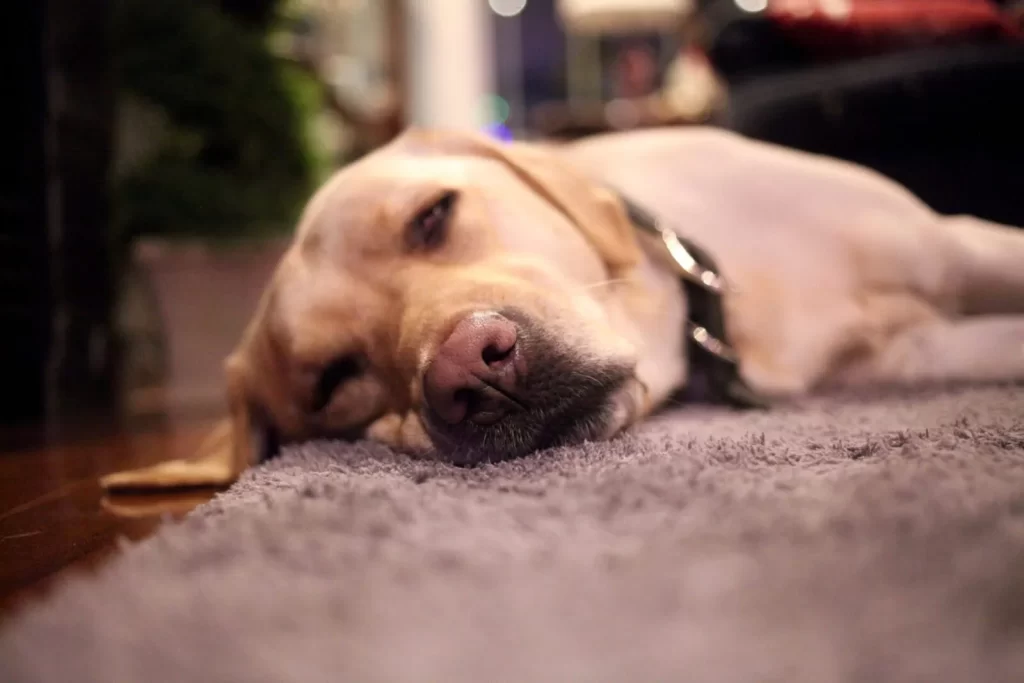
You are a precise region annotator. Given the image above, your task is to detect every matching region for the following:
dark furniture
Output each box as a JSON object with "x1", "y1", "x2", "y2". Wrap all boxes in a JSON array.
[
  {"x1": 3, "y1": 2, "x2": 51, "y2": 424},
  {"x1": 720, "y1": 42, "x2": 1024, "y2": 227},
  {"x1": 695, "y1": 0, "x2": 1024, "y2": 226},
  {"x1": 1, "y1": 0, "x2": 118, "y2": 426}
]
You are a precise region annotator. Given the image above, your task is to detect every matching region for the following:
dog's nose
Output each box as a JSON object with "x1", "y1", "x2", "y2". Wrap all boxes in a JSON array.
[{"x1": 423, "y1": 312, "x2": 521, "y2": 426}]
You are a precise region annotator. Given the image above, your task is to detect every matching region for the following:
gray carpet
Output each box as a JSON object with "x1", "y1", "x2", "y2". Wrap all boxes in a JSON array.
[{"x1": 3, "y1": 384, "x2": 1024, "y2": 682}]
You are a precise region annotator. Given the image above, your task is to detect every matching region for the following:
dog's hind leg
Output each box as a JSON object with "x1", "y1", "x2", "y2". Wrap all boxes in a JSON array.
[
  {"x1": 870, "y1": 316, "x2": 1024, "y2": 385},
  {"x1": 835, "y1": 217, "x2": 1024, "y2": 388},
  {"x1": 940, "y1": 216, "x2": 1024, "y2": 315}
]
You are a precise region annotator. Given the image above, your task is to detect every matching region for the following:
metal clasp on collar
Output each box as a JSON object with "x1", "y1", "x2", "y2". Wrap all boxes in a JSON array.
[
  {"x1": 659, "y1": 228, "x2": 724, "y2": 294},
  {"x1": 652, "y1": 226, "x2": 738, "y2": 365},
  {"x1": 688, "y1": 322, "x2": 737, "y2": 364},
  {"x1": 618, "y1": 190, "x2": 768, "y2": 409},
  {"x1": 658, "y1": 228, "x2": 738, "y2": 364}
]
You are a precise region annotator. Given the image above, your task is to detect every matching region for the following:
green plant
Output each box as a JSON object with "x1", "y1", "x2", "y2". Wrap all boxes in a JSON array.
[{"x1": 112, "y1": 0, "x2": 327, "y2": 243}]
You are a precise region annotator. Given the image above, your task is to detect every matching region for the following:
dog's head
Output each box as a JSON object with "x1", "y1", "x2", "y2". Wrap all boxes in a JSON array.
[{"x1": 219, "y1": 129, "x2": 683, "y2": 469}]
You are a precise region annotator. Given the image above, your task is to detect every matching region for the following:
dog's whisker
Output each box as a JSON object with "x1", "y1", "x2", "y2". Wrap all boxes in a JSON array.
[{"x1": 576, "y1": 278, "x2": 631, "y2": 293}]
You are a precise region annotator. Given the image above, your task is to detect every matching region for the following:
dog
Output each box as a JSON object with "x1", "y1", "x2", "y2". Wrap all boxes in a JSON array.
[{"x1": 102, "y1": 127, "x2": 1024, "y2": 490}]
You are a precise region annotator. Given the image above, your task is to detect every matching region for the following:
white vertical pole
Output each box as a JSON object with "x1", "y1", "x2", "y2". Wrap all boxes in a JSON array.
[{"x1": 405, "y1": 0, "x2": 495, "y2": 130}]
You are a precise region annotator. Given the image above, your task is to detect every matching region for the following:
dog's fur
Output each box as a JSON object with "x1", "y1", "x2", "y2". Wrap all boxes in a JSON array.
[{"x1": 102, "y1": 127, "x2": 1024, "y2": 490}]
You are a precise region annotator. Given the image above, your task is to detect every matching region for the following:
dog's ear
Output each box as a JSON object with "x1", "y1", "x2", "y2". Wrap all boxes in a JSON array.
[
  {"x1": 403, "y1": 129, "x2": 644, "y2": 279},
  {"x1": 99, "y1": 353, "x2": 274, "y2": 491}
]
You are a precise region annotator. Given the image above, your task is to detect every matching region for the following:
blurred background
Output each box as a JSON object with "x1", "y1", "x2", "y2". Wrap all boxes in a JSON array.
[{"x1": 3, "y1": 0, "x2": 1024, "y2": 438}]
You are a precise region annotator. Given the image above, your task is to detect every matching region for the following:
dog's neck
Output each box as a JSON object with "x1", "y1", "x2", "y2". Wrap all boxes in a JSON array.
[
  {"x1": 614, "y1": 196, "x2": 767, "y2": 412},
  {"x1": 603, "y1": 230, "x2": 690, "y2": 414}
]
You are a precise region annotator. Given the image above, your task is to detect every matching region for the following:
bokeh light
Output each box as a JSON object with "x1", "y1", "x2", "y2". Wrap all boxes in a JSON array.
[
  {"x1": 483, "y1": 122, "x2": 515, "y2": 142},
  {"x1": 483, "y1": 94, "x2": 512, "y2": 125},
  {"x1": 488, "y1": 0, "x2": 528, "y2": 19}
]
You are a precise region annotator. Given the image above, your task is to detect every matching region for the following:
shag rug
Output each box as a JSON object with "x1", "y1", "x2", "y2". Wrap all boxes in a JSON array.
[{"x1": 3, "y1": 384, "x2": 1024, "y2": 682}]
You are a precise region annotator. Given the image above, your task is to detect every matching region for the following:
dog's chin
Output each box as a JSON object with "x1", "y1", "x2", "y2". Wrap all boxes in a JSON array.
[{"x1": 421, "y1": 368, "x2": 638, "y2": 467}]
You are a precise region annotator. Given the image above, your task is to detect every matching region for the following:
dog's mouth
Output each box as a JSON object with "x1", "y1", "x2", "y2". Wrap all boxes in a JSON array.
[{"x1": 420, "y1": 310, "x2": 635, "y2": 465}]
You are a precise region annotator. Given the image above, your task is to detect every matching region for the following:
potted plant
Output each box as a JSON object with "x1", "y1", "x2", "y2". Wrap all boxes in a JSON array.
[{"x1": 111, "y1": 0, "x2": 331, "y2": 418}]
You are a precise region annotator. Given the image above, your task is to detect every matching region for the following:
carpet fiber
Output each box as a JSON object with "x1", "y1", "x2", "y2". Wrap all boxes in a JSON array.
[{"x1": 3, "y1": 384, "x2": 1024, "y2": 682}]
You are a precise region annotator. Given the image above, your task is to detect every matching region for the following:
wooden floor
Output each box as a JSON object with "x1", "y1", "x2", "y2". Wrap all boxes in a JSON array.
[{"x1": 0, "y1": 418, "x2": 220, "y2": 623}]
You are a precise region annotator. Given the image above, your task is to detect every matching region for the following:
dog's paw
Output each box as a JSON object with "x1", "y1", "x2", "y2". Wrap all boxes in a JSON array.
[{"x1": 366, "y1": 411, "x2": 434, "y2": 456}]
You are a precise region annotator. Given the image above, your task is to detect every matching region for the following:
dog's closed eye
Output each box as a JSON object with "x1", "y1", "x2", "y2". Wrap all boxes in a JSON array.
[
  {"x1": 406, "y1": 190, "x2": 458, "y2": 251},
  {"x1": 311, "y1": 354, "x2": 365, "y2": 412}
]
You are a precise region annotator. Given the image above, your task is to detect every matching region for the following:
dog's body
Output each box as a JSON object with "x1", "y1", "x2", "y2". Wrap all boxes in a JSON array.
[
  {"x1": 103, "y1": 127, "x2": 1024, "y2": 490},
  {"x1": 567, "y1": 128, "x2": 1024, "y2": 398}
]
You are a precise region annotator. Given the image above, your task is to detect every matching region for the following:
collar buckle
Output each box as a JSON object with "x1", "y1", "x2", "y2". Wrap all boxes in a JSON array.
[
  {"x1": 659, "y1": 228, "x2": 725, "y2": 295},
  {"x1": 688, "y1": 322, "x2": 738, "y2": 365},
  {"x1": 615, "y1": 188, "x2": 768, "y2": 409},
  {"x1": 654, "y1": 225, "x2": 737, "y2": 366}
]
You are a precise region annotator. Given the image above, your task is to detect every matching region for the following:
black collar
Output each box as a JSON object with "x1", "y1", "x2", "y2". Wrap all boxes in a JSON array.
[{"x1": 618, "y1": 195, "x2": 768, "y2": 410}]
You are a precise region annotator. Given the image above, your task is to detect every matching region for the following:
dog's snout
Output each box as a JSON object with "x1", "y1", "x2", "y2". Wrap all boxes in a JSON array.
[{"x1": 423, "y1": 312, "x2": 522, "y2": 426}]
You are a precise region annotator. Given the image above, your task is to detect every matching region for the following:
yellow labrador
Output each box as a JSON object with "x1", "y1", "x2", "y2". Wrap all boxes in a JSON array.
[{"x1": 103, "y1": 127, "x2": 1024, "y2": 490}]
